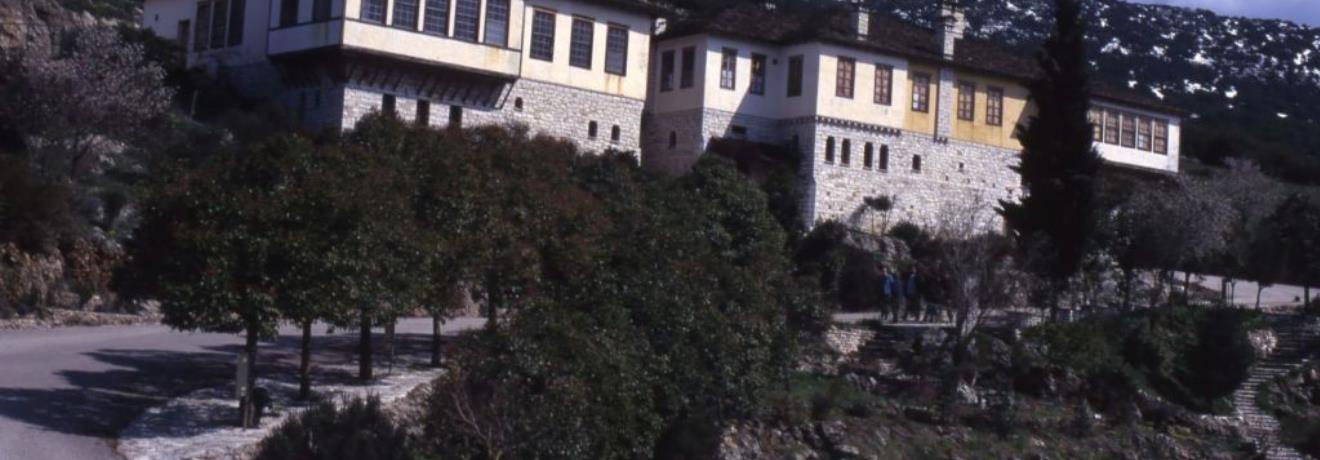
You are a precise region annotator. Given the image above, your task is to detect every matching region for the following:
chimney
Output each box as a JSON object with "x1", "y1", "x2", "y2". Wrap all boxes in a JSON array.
[
  {"x1": 851, "y1": 5, "x2": 871, "y2": 39},
  {"x1": 935, "y1": 0, "x2": 966, "y2": 59}
]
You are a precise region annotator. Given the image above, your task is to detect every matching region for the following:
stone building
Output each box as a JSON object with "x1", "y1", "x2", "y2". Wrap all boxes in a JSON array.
[
  {"x1": 643, "y1": 1, "x2": 1184, "y2": 230},
  {"x1": 140, "y1": 0, "x2": 1184, "y2": 231},
  {"x1": 141, "y1": 0, "x2": 659, "y2": 154}
]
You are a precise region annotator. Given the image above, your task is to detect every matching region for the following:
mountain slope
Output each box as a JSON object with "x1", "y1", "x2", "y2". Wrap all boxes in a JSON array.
[{"x1": 873, "y1": 0, "x2": 1320, "y2": 183}]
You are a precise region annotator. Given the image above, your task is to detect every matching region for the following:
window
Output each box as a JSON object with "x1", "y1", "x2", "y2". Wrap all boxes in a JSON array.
[
  {"x1": 750, "y1": 54, "x2": 766, "y2": 95},
  {"x1": 1103, "y1": 109, "x2": 1119, "y2": 144},
  {"x1": 680, "y1": 47, "x2": 695, "y2": 89},
  {"x1": 423, "y1": 0, "x2": 449, "y2": 34},
  {"x1": 957, "y1": 81, "x2": 975, "y2": 121},
  {"x1": 874, "y1": 64, "x2": 893, "y2": 105},
  {"x1": 912, "y1": 155, "x2": 922, "y2": 172},
  {"x1": 360, "y1": 0, "x2": 386, "y2": 23},
  {"x1": 313, "y1": 0, "x2": 331, "y2": 21},
  {"x1": 1136, "y1": 117, "x2": 1152, "y2": 151},
  {"x1": 1088, "y1": 108, "x2": 1103, "y2": 140},
  {"x1": 986, "y1": 87, "x2": 1004, "y2": 126},
  {"x1": 570, "y1": 18, "x2": 594, "y2": 69},
  {"x1": 382, "y1": 94, "x2": 396, "y2": 116},
  {"x1": 787, "y1": 55, "x2": 803, "y2": 97},
  {"x1": 529, "y1": 10, "x2": 555, "y2": 61},
  {"x1": 659, "y1": 50, "x2": 674, "y2": 91},
  {"x1": 588, "y1": 121, "x2": 598, "y2": 139},
  {"x1": 1120, "y1": 113, "x2": 1136, "y2": 148},
  {"x1": 730, "y1": 125, "x2": 747, "y2": 139},
  {"x1": 417, "y1": 100, "x2": 430, "y2": 126},
  {"x1": 911, "y1": 73, "x2": 931, "y2": 112},
  {"x1": 484, "y1": 0, "x2": 510, "y2": 46},
  {"x1": 825, "y1": 137, "x2": 835, "y2": 163},
  {"x1": 836, "y1": 57, "x2": 855, "y2": 98},
  {"x1": 209, "y1": 0, "x2": 228, "y2": 49},
  {"x1": 610, "y1": 125, "x2": 621, "y2": 142},
  {"x1": 605, "y1": 26, "x2": 628, "y2": 75},
  {"x1": 879, "y1": 145, "x2": 889, "y2": 170},
  {"x1": 1153, "y1": 119, "x2": 1169, "y2": 154},
  {"x1": 720, "y1": 48, "x2": 737, "y2": 90},
  {"x1": 280, "y1": 0, "x2": 297, "y2": 27},
  {"x1": 840, "y1": 139, "x2": 851, "y2": 166},
  {"x1": 452, "y1": 0, "x2": 480, "y2": 42},
  {"x1": 193, "y1": 2, "x2": 211, "y2": 50},
  {"x1": 863, "y1": 143, "x2": 874, "y2": 169},
  {"x1": 668, "y1": 131, "x2": 677, "y2": 149},
  {"x1": 177, "y1": 20, "x2": 191, "y2": 47},
  {"x1": 514, "y1": 97, "x2": 524, "y2": 111},
  {"x1": 393, "y1": 0, "x2": 419, "y2": 29},
  {"x1": 226, "y1": 0, "x2": 244, "y2": 47},
  {"x1": 449, "y1": 105, "x2": 463, "y2": 129}
]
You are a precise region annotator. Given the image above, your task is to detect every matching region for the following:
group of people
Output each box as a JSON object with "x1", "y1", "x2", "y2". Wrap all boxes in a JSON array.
[{"x1": 877, "y1": 264, "x2": 944, "y2": 323}]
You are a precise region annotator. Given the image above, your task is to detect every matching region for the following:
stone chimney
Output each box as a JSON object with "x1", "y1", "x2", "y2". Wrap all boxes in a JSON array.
[
  {"x1": 851, "y1": 5, "x2": 871, "y2": 39},
  {"x1": 935, "y1": 0, "x2": 966, "y2": 59}
]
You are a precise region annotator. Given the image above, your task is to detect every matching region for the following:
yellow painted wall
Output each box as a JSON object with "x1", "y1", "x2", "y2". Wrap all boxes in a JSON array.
[
  {"x1": 902, "y1": 63, "x2": 938, "y2": 134},
  {"x1": 949, "y1": 73, "x2": 1029, "y2": 150}
]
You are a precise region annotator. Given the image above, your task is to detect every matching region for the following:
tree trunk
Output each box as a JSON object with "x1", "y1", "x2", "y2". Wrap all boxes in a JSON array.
[
  {"x1": 359, "y1": 306, "x2": 373, "y2": 381},
  {"x1": 298, "y1": 320, "x2": 312, "y2": 400},
  {"x1": 1221, "y1": 277, "x2": 1229, "y2": 306},
  {"x1": 1256, "y1": 285, "x2": 1264, "y2": 310},
  {"x1": 431, "y1": 314, "x2": 442, "y2": 367},
  {"x1": 485, "y1": 273, "x2": 499, "y2": 328},
  {"x1": 1305, "y1": 286, "x2": 1312, "y2": 308},
  {"x1": 1183, "y1": 271, "x2": 1192, "y2": 306},
  {"x1": 384, "y1": 318, "x2": 396, "y2": 375},
  {"x1": 239, "y1": 324, "x2": 259, "y2": 428}
]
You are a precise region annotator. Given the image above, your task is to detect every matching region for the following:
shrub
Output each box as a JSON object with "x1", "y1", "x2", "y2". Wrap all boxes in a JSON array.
[
  {"x1": 1023, "y1": 307, "x2": 1260, "y2": 413},
  {"x1": 254, "y1": 397, "x2": 416, "y2": 460}
]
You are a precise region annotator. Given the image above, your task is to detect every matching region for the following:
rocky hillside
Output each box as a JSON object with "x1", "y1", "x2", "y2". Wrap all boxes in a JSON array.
[{"x1": 872, "y1": 0, "x2": 1320, "y2": 183}]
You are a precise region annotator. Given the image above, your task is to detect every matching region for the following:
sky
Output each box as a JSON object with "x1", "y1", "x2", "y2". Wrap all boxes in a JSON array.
[{"x1": 1141, "y1": 0, "x2": 1320, "y2": 26}]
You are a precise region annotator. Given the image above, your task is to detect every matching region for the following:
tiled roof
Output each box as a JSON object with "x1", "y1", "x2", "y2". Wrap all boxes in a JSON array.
[{"x1": 659, "y1": 3, "x2": 1182, "y2": 116}]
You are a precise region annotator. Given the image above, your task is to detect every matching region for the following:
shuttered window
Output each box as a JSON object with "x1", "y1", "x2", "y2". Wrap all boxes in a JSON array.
[
  {"x1": 393, "y1": 0, "x2": 419, "y2": 29},
  {"x1": 452, "y1": 0, "x2": 480, "y2": 42},
  {"x1": 1120, "y1": 113, "x2": 1136, "y2": 148},
  {"x1": 835, "y1": 57, "x2": 855, "y2": 98},
  {"x1": 911, "y1": 73, "x2": 931, "y2": 112},
  {"x1": 719, "y1": 48, "x2": 737, "y2": 89},
  {"x1": 750, "y1": 54, "x2": 766, "y2": 95},
  {"x1": 986, "y1": 87, "x2": 1004, "y2": 126},
  {"x1": 484, "y1": 0, "x2": 510, "y2": 46},
  {"x1": 604, "y1": 26, "x2": 627, "y2": 75},
  {"x1": 1136, "y1": 117, "x2": 1152, "y2": 151},
  {"x1": 423, "y1": 0, "x2": 449, "y2": 34},
  {"x1": 680, "y1": 47, "x2": 695, "y2": 88},
  {"x1": 360, "y1": 0, "x2": 386, "y2": 23},
  {"x1": 529, "y1": 10, "x2": 555, "y2": 61},
  {"x1": 209, "y1": 0, "x2": 228, "y2": 49},
  {"x1": 194, "y1": 2, "x2": 211, "y2": 51},
  {"x1": 1088, "y1": 108, "x2": 1103, "y2": 140},
  {"x1": 1153, "y1": 120, "x2": 1169, "y2": 154},
  {"x1": 957, "y1": 81, "x2": 975, "y2": 121},
  {"x1": 874, "y1": 64, "x2": 892, "y2": 105},
  {"x1": 569, "y1": 18, "x2": 594, "y2": 69},
  {"x1": 1103, "y1": 109, "x2": 1119, "y2": 144},
  {"x1": 787, "y1": 55, "x2": 803, "y2": 97}
]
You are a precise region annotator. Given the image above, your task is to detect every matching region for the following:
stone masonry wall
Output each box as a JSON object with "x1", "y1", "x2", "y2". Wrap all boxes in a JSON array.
[
  {"x1": 337, "y1": 78, "x2": 645, "y2": 156},
  {"x1": 801, "y1": 118, "x2": 1020, "y2": 232}
]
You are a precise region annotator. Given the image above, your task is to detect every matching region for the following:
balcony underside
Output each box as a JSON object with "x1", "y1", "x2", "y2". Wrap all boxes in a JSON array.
[
  {"x1": 273, "y1": 48, "x2": 513, "y2": 110},
  {"x1": 268, "y1": 20, "x2": 521, "y2": 79}
]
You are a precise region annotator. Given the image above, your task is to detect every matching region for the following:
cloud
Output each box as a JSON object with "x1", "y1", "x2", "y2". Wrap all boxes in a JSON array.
[{"x1": 1139, "y1": 0, "x2": 1320, "y2": 26}]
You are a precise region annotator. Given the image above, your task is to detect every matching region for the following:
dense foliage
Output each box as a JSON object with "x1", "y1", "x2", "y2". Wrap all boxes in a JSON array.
[
  {"x1": 254, "y1": 397, "x2": 416, "y2": 460},
  {"x1": 1000, "y1": 0, "x2": 1103, "y2": 293},
  {"x1": 1024, "y1": 307, "x2": 1261, "y2": 413}
]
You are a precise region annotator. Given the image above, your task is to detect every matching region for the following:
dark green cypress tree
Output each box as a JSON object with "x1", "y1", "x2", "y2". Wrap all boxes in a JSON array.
[{"x1": 999, "y1": 0, "x2": 1102, "y2": 293}]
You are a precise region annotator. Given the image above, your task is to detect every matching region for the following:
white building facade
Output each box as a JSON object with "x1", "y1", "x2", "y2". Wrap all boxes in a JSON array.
[
  {"x1": 642, "y1": 4, "x2": 1184, "y2": 229},
  {"x1": 143, "y1": 0, "x2": 658, "y2": 154}
]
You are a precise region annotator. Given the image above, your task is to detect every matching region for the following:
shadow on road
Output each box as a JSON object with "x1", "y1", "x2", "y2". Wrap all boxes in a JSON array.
[{"x1": 0, "y1": 331, "x2": 445, "y2": 440}]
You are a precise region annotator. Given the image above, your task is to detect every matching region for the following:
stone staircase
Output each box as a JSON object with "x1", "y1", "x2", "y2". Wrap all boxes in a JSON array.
[{"x1": 1234, "y1": 314, "x2": 1320, "y2": 460}]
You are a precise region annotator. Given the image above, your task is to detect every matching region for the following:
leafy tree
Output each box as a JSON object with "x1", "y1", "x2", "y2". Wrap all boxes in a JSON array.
[
  {"x1": 1261, "y1": 194, "x2": 1320, "y2": 307},
  {"x1": 117, "y1": 139, "x2": 294, "y2": 427},
  {"x1": 1207, "y1": 159, "x2": 1284, "y2": 302},
  {"x1": 999, "y1": 0, "x2": 1103, "y2": 307},
  {"x1": 0, "y1": 27, "x2": 172, "y2": 182}
]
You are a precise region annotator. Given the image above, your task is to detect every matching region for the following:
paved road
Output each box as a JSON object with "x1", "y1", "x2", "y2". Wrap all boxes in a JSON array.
[
  {"x1": 1194, "y1": 274, "x2": 1315, "y2": 308},
  {"x1": 0, "y1": 317, "x2": 485, "y2": 460}
]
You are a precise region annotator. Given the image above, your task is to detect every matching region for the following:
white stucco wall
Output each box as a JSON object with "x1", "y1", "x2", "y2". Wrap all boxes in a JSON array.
[
  {"x1": 1093, "y1": 101, "x2": 1181, "y2": 173},
  {"x1": 812, "y1": 43, "x2": 909, "y2": 130},
  {"x1": 186, "y1": 0, "x2": 273, "y2": 67},
  {"x1": 519, "y1": 0, "x2": 651, "y2": 100},
  {"x1": 648, "y1": 35, "x2": 707, "y2": 113}
]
